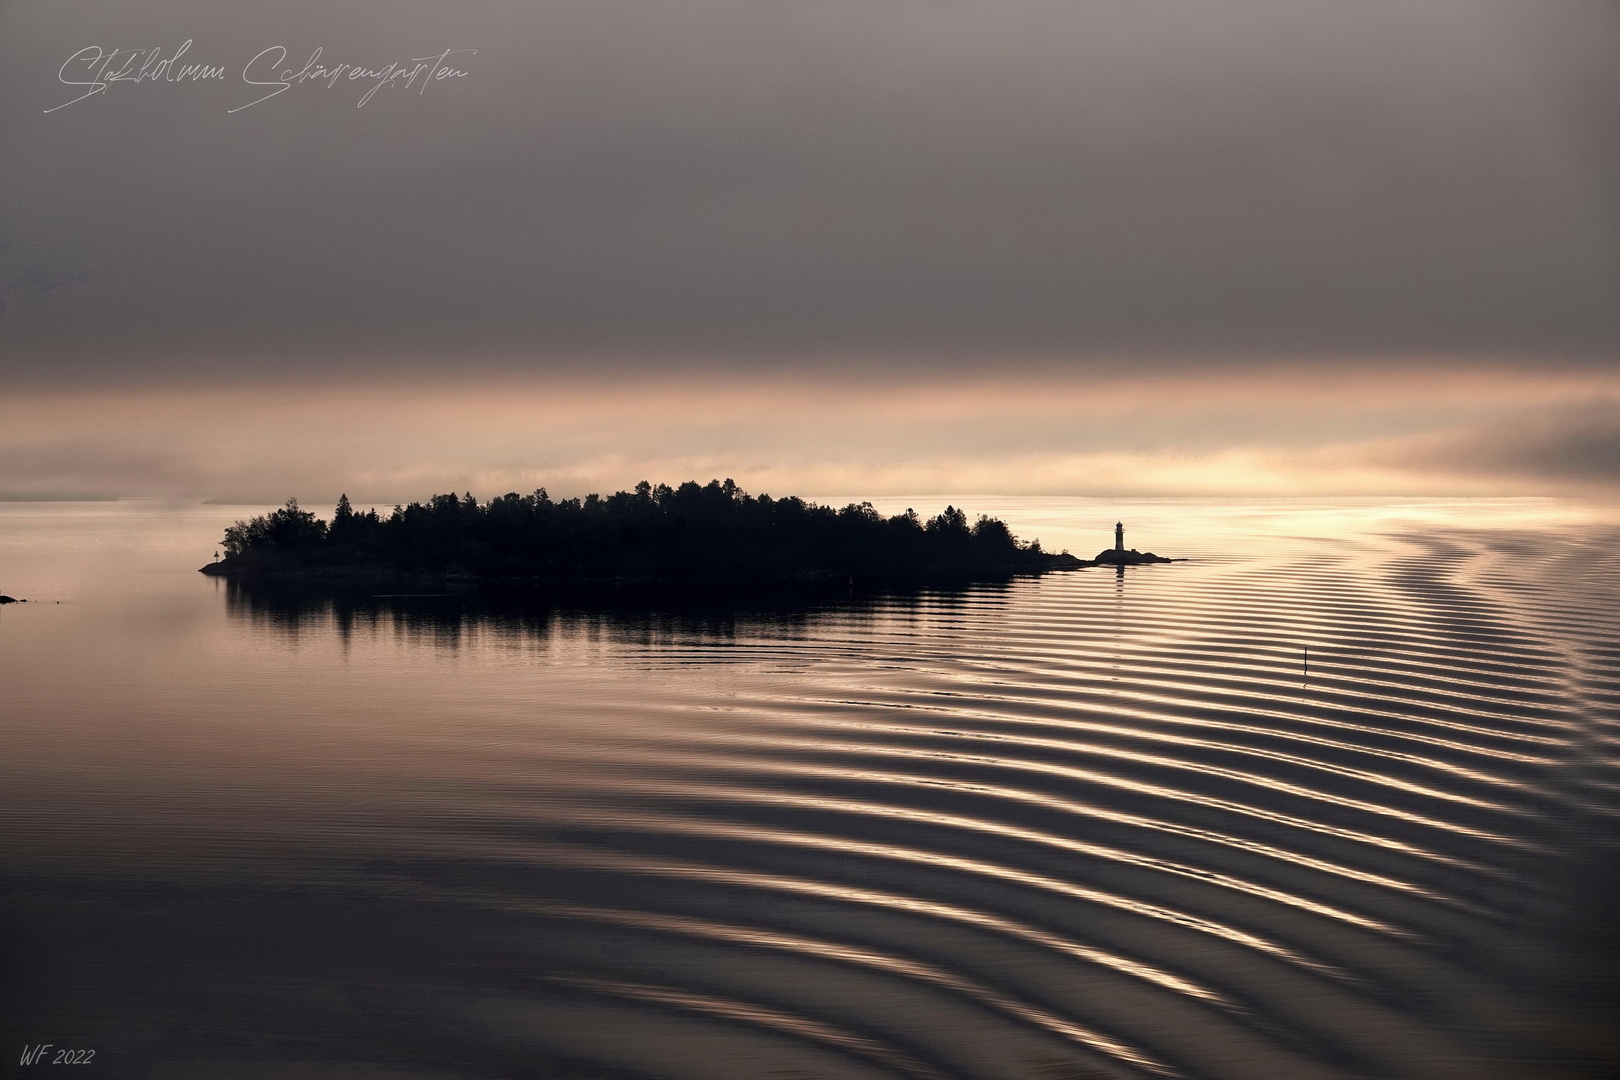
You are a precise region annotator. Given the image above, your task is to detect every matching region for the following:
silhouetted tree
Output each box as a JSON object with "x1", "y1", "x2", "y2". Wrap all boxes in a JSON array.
[{"x1": 213, "y1": 482, "x2": 1057, "y2": 582}]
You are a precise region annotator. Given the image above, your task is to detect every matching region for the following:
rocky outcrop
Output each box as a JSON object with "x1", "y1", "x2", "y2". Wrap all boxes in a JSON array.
[{"x1": 1091, "y1": 548, "x2": 1173, "y2": 566}]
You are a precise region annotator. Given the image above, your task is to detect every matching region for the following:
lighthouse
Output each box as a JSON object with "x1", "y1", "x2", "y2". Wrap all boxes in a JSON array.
[{"x1": 1094, "y1": 521, "x2": 1168, "y2": 567}]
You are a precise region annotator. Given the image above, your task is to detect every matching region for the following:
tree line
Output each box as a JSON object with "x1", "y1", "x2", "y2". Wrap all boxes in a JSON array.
[{"x1": 216, "y1": 479, "x2": 1058, "y2": 581}]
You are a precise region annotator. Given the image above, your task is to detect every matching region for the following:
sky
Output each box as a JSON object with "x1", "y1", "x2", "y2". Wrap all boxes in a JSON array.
[{"x1": 2, "y1": 0, "x2": 1618, "y2": 503}]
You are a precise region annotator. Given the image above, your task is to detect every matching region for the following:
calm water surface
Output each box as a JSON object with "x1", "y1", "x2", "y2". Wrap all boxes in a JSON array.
[{"x1": 2, "y1": 498, "x2": 1618, "y2": 1080}]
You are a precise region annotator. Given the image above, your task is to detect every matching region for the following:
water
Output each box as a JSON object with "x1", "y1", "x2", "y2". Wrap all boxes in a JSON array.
[{"x1": 2, "y1": 497, "x2": 1617, "y2": 1079}]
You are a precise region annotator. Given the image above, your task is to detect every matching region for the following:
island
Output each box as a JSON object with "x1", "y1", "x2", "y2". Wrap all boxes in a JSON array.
[
  {"x1": 200, "y1": 483, "x2": 1179, "y2": 591},
  {"x1": 200, "y1": 481, "x2": 1110, "y2": 589}
]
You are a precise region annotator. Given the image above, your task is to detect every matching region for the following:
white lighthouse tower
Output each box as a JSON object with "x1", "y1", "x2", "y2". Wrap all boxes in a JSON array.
[{"x1": 1115, "y1": 521, "x2": 1124, "y2": 553}]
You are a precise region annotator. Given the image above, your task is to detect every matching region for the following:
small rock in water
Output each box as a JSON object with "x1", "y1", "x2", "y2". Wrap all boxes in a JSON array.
[{"x1": 0, "y1": 595, "x2": 19, "y2": 604}]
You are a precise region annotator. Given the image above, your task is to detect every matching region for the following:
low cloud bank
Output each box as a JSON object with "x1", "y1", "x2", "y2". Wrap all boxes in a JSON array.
[
  {"x1": 2, "y1": 372, "x2": 1618, "y2": 504},
  {"x1": 1385, "y1": 397, "x2": 1620, "y2": 488}
]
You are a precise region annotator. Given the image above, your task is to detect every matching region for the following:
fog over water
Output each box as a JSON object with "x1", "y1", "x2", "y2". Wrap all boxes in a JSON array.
[
  {"x1": 3, "y1": 498, "x2": 1617, "y2": 1078},
  {"x1": 6, "y1": 370, "x2": 1620, "y2": 505},
  {"x1": 3, "y1": 1, "x2": 1619, "y2": 499}
]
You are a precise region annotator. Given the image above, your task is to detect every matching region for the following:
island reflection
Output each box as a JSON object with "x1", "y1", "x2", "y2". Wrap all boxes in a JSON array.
[{"x1": 221, "y1": 575, "x2": 1006, "y2": 649}]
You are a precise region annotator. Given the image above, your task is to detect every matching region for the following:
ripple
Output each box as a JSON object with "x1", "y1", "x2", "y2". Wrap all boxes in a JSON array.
[{"x1": 11, "y1": 498, "x2": 1615, "y2": 1080}]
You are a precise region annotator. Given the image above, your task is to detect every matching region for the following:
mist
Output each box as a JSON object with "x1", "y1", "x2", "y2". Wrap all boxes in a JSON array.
[{"x1": 3, "y1": 1, "x2": 1617, "y2": 497}]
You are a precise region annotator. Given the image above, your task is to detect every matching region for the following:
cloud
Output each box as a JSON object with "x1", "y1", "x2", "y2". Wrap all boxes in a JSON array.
[
  {"x1": 1388, "y1": 397, "x2": 1620, "y2": 489},
  {"x1": 0, "y1": 212, "x2": 89, "y2": 317},
  {"x1": 4, "y1": 2, "x2": 1616, "y2": 499},
  {"x1": 2, "y1": 0, "x2": 1618, "y2": 382},
  {"x1": 4, "y1": 367, "x2": 1618, "y2": 503}
]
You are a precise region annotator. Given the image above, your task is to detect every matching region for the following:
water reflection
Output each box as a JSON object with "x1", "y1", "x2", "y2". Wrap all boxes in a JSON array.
[
  {"x1": 3, "y1": 499, "x2": 1618, "y2": 1080},
  {"x1": 220, "y1": 575, "x2": 1004, "y2": 649}
]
